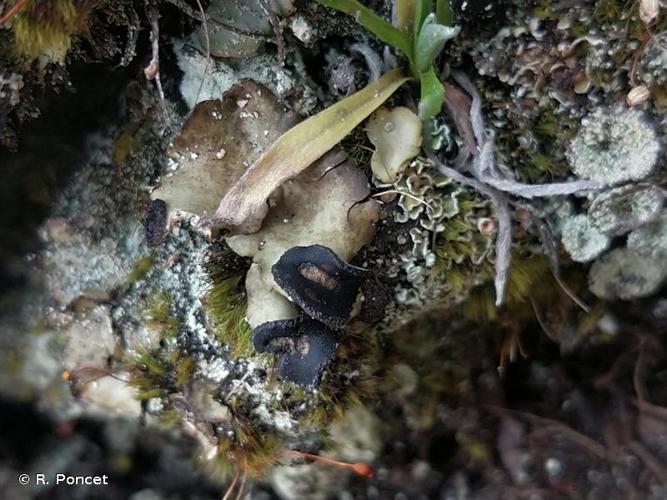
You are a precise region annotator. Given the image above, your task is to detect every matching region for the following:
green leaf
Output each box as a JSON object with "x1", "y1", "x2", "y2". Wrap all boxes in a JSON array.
[
  {"x1": 418, "y1": 66, "x2": 445, "y2": 122},
  {"x1": 316, "y1": 0, "x2": 413, "y2": 59},
  {"x1": 413, "y1": 0, "x2": 432, "y2": 40},
  {"x1": 414, "y1": 13, "x2": 460, "y2": 74},
  {"x1": 212, "y1": 69, "x2": 410, "y2": 229},
  {"x1": 393, "y1": 0, "x2": 418, "y2": 35},
  {"x1": 435, "y1": 0, "x2": 455, "y2": 25}
]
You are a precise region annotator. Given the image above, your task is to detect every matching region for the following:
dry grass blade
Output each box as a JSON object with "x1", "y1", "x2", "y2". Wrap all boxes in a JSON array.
[{"x1": 210, "y1": 69, "x2": 409, "y2": 230}]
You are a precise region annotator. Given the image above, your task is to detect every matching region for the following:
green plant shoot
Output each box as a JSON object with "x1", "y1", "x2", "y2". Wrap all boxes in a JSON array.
[{"x1": 316, "y1": 0, "x2": 459, "y2": 143}]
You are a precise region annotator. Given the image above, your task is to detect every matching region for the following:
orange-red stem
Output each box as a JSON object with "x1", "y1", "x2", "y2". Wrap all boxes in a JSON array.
[
  {"x1": 283, "y1": 450, "x2": 375, "y2": 478},
  {"x1": 0, "y1": 0, "x2": 29, "y2": 24}
]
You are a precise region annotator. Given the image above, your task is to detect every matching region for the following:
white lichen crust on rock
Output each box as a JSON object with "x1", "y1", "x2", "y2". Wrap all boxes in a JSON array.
[{"x1": 566, "y1": 106, "x2": 661, "y2": 186}]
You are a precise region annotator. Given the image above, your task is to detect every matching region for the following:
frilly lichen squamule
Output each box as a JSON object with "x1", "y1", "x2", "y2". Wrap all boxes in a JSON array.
[{"x1": 375, "y1": 158, "x2": 495, "y2": 311}]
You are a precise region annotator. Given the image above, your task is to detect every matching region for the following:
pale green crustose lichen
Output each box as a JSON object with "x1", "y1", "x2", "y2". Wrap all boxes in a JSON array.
[
  {"x1": 588, "y1": 184, "x2": 665, "y2": 237},
  {"x1": 566, "y1": 106, "x2": 661, "y2": 185},
  {"x1": 627, "y1": 209, "x2": 667, "y2": 258},
  {"x1": 588, "y1": 247, "x2": 667, "y2": 300},
  {"x1": 560, "y1": 214, "x2": 610, "y2": 263}
]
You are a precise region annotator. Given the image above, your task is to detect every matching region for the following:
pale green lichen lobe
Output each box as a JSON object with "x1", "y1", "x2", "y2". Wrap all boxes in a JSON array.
[
  {"x1": 588, "y1": 184, "x2": 665, "y2": 237},
  {"x1": 589, "y1": 247, "x2": 667, "y2": 300},
  {"x1": 567, "y1": 107, "x2": 661, "y2": 185},
  {"x1": 561, "y1": 214, "x2": 610, "y2": 262},
  {"x1": 627, "y1": 210, "x2": 667, "y2": 258}
]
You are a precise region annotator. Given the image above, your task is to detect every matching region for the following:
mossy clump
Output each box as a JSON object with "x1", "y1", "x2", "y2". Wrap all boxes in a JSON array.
[
  {"x1": 208, "y1": 421, "x2": 283, "y2": 478},
  {"x1": 462, "y1": 254, "x2": 554, "y2": 323},
  {"x1": 129, "y1": 349, "x2": 195, "y2": 400},
  {"x1": 142, "y1": 288, "x2": 181, "y2": 340},
  {"x1": 206, "y1": 272, "x2": 254, "y2": 358},
  {"x1": 433, "y1": 192, "x2": 495, "y2": 295},
  {"x1": 592, "y1": 0, "x2": 626, "y2": 24},
  {"x1": 11, "y1": 0, "x2": 88, "y2": 62},
  {"x1": 305, "y1": 326, "x2": 382, "y2": 425},
  {"x1": 341, "y1": 124, "x2": 373, "y2": 168}
]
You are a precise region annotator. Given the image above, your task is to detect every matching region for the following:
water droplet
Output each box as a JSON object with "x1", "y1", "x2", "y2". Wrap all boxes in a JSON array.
[{"x1": 384, "y1": 122, "x2": 394, "y2": 133}]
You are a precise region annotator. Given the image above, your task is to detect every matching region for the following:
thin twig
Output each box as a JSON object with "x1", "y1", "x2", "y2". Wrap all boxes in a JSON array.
[
  {"x1": 630, "y1": 32, "x2": 651, "y2": 87},
  {"x1": 283, "y1": 450, "x2": 375, "y2": 478},
  {"x1": 424, "y1": 148, "x2": 512, "y2": 305},
  {"x1": 371, "y1": 190, "x2": 434, "y2": 211},
  {"x1": 430, "y1": 71, "x2": 601, "y2": 305},
  {"x1": 145, "y1": 2, "x2": 168, "y2": 116},
  {"x1": 192, "y1": 0, "x2": 211, "y2": 108},
  {"x1": 486, "y1": 405, "x2": 609, "y2": 460},
  {"x1": 259, "y1": 0, "x2": 286, "y2": 66},
  {"x1": 529, "y1": 296, "x2": 557, "y2": 341},
  {"x1": 221, "y1": 466, "x2": 240, "y2": 500},
  {"x1": 350, "y1": 43, "x2": 383, "y2": 82},
  {"x1": 631, "y1": 398, "x2": 667, "y2": 421},
  {"x1": 234, "y1": 464, "x2": 247, "y2": 500},
  {"x1": 535, "y1": 219, "x2": 591, "y2": 313},
  {"x1": 492, "y1": 191, "x2": 512, "y2": 306},
  {"x1": 628, "y1": 440, "x2": 667, "y2": 482},
  {"x1": 0, "y1": 0, "x2": 28, "y2": 24},
  {"x1": 161, "y1": 0, "x2": 270, "y2": 39}
]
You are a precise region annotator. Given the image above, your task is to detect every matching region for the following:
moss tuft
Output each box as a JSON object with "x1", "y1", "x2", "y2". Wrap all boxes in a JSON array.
[
  {"x1": 142, "y1": 288, "x2": 181, "y2": 340},
  {"x1": 434, "y1": 193, "x2": 495, "y2": 295},
  {"x1": 304, "y1": 327, "x2": 382, "y2": 425},
  {"x1": 341, "y1": 125, "x2": 373, "y2": 168},
  {"x1": 206, "y1": 274, "x2": 254, "y2": 358},
  {"x1": 12, "y1": 0, "x2": 86, "y2": 62},
  {"x1": 206, "y1": 421, "x2": 283, "y2": 479},
  {"x1": 129, "y1": 349, "x2": 195, "y2": 400},
  {"x1": 462, "y1": 254, "x2": 553, "y2": 323}
]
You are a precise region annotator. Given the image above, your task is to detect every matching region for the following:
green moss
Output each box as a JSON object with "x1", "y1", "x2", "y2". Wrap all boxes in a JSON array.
[
  {"x1": 341, "y1": 126, "x2": 373, "y2": 167},
  {"x1": 434, "y1": 193, "x2": 495, "y2": 294},
  {"x1": 592, "y1": 0, "x2": 625, "y2": 24},
  {"x1": 112, "y1": 127, "x2": 139, "y2": 167},
  {"x1": 521, "y1": 153, "x2": 560, "y2": 182},
  {"x1": 158, "y1": 408, "x2": 183, "y2": 428},
  {"x1": 175, "y1": 354, "x2": 196, "y2": 386},
  {"x1": 462, "y1": 254, "x2": 553, "y2": 322},
  {"x1": 142, "y1": 288, "x2": 181, "y2": 340},
  {"x1": 129, "y1": 349, "x2": 195, "y2": 400},
  {"x1": 207, "y1": 421, "x2": 283, "y2": 478},
  {"x1": 570, "y1": 20, "x2": 590, "y2": 38},
  {"x1": 532, "y1": 0, "x2": 572, "y2": 20},
  {"x1": 652, "y1": 84, "x2": 667, "y2": 110},
  {"x1": 12, "y1": 0, "x2": 83, "y2": 62},
  {"x1": 304, "y1": 327, "x2": 382, "y2": 425},
  {"x1": 206, "y1": 274, "x2": 254, "y2": 358}
]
